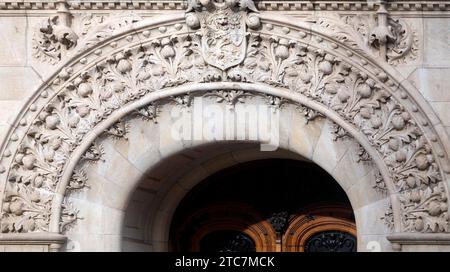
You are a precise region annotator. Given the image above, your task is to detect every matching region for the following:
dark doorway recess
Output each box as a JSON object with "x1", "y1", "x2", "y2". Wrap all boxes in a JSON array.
[{"x1": 170, "y1": 159, "x2": 356, "y2": 252}]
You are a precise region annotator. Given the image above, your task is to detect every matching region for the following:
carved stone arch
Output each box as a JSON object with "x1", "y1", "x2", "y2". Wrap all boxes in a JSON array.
[
  {"x1": 1, "y1": 3, "x2": 450, "y2": 251},
  {"x1": 141, "y1": 139, "x2": 379, "y2": 252}
]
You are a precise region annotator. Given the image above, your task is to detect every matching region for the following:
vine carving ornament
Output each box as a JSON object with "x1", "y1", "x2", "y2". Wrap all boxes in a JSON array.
[{"x1": 1, "y1": 0, "x2": 448, "y2": 239}]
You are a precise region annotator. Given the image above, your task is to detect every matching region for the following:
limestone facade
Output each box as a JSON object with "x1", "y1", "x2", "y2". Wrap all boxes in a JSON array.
[{"x1": 0, "y1": 0, "x2": 449, "y2": 252}]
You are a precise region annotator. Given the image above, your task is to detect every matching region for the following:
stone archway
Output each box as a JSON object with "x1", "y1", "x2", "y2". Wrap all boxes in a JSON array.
[
  {"x1": 0, "y1": 0, "x2": 450, "y2": 252},
  {"x1": 166, "y1": 159, "x2": 357, "y2": 253},
  {"x1": 56, "y1": 97, "x2": 386, "y2": 251}
]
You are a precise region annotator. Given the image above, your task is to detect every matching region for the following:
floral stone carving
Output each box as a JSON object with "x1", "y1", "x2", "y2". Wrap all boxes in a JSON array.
[
  {"x1": 312, "y1": 12, "x2": 419, "y2": 65},
  {"x1": 1, "y1": 7, "x2": 448, "y2": 237},
  {"x1": 32, "y1": 16, "x2": 79, "y2": 64},
  {"x1": 33, "y1": 12, "x2": 143, "y2": 65}
]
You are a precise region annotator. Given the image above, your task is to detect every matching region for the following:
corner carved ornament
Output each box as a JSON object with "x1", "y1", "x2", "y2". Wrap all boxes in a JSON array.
[{"x1": 0, "y1": 0, "x2": 448, "y2": 240}]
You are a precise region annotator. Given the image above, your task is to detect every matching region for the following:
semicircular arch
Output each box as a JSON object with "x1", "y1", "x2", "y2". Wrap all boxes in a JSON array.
[{"x1": 0, "y1": 6, "x2": 449, "y2": 246}]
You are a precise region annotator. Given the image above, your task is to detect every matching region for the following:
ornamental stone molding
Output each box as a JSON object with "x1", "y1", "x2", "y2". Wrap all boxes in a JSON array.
[
  {"x1": 0, "y1": 0, "x2": 450, "y2": 251},
  {"x1": 1, "y1": 1, "x2": 450, "y2": 12},
  {"x1": 30, "y1": 1, "x2": 422, "y2": 67}
]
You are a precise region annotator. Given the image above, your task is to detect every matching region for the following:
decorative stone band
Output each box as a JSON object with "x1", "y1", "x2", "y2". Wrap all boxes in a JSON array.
[
  {"x1": 0, "y1": 12, "x2": 449, "y2": 239},
  {"x1": 0, "y1": 233, "x2": 67, "y2": 252},
  {"x1": 52, "y1": 83, "x2": 399, "y2": 232},
  {"x1": 32, "y1": 7, "x2": 420, "y2": 66},
  {"x1": 387, "y1": 233, "x2": 450, "y2": 251},
  {"x1": 1, "y1": 1, "x2": 450, "y2": 12}
]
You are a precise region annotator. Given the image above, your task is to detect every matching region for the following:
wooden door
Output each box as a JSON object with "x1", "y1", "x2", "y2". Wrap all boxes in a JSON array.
[{"x1": 171, "y1": 203, "x2": 356, "y2": 252}]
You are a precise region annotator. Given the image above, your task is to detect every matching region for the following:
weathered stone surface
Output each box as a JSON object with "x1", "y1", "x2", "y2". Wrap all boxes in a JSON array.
[
  {"x1": 423, "y1": 18, "x2": 450, "y2": 66},
  {"x1": 409, "y1": 68, "x2": 450, "y2": 102},
  {"x1": 0, "y1": 67, "x2": 42, "y2": 100},
  {"x1": 0, "y1": 17, "x2": 27, "y2": 66}
]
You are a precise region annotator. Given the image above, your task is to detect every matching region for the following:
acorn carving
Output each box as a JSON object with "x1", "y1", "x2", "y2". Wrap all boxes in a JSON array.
[
  {"x1": 9, "y1": 202, "x2": 24, "y2": 216},
  {"x1": 117, "y1": 59, "x2": 132, "y2": 74},
  {"x1": 22, "y1": 154, "x2": 36, "y2": 170},
  {"x1": 77, "y1": 83, "x2": 93, "y2": 97},
  {"x1": 392, "y1": 115, "x2": 406, "y2": 130},
  {"x1": 371, "y1": 116, "x2": 383, "y2": 129},
  {"x1": 406, "y1": 175, "x2": 416, "y2": 188},
  {"x1": 69, "y1": 115, "x2": 80, "y2": 128},
  {"x1": 415, "y1": 155, "x2": 430, "y2": 170},
  {"x1": 395, "y1": 150, "x2": 407, "y2": 163},
  {"x1": 45, "y1": 115, "x2": 60, "y2": 130},
  {"x1": 358, "y1": 84, "x2": 372, "y2": 98},
  {"x1": 388, "y1": 138, "x2": 400, "y2": 151},
  {"x1": 274, "y1": 39, "x2": 290, "y2": 60},
  {"x1": 414, "y1": 218, "x2": 424, "y2": 231},
  {"x1": 337, "y1": 90, "x2": 351, "y2": 103},
  {"x1": 77, "y1": 106, "x2": 90, "y2": 118},
  {"x1": 319, "y1": 61, "x2": 333, "y2": 75},
  {"x1": 160, "y1": 38, "x2": 176, "y2": 59}
]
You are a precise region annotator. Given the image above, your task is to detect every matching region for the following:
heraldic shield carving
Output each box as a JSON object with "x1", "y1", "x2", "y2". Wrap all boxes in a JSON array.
[{"x1": 186, "y1": 0, "x2": 261, "y2": 70}]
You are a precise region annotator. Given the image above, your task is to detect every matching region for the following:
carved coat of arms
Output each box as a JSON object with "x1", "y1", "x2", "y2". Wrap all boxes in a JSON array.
[
  {"x1": 186, "y1": 0, "x2": 260, "y2": 71},
  {"x1": 202, "y1": 8, "x2": 246, "y2": 70}
]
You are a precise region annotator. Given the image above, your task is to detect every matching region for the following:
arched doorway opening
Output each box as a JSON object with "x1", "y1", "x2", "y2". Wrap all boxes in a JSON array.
[{"x1": 169, "y1": 159, "x2": 356, "y2": 252}]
